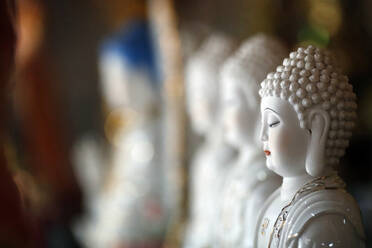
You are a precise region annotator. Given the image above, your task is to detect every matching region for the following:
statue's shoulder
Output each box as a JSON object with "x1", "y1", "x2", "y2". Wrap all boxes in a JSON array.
[
  {"x1": 281, "y1": 189, "x2": 365, "y2": 248},
  {"x1": 290, "y1": 189, "x2": 362, "y2": 221}
]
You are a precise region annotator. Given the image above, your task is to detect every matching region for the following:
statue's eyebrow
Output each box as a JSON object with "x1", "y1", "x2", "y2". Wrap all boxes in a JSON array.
[{"x1": 264, "y1": 107, "x2": 279, "y2": 115}]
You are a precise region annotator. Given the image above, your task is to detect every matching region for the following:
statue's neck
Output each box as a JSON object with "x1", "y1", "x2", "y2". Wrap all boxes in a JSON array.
[
  {"x1": 281, "y1": 174, "x2": 314, "y2": 202},
  {"x1": 281, "y1": 167, "x2": 337, "y2": 202}
]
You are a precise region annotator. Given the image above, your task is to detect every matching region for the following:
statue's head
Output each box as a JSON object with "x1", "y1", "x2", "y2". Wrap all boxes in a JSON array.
[
  {"x1": 259, "y1": 46, "x2": 357, "y2": 178},
  {"x1": 220, "y1": 34, "x2": 287, "y2": 148},
  {"x1": 185, "y1": 34, "x2": 234, "y2": 135},
  {"x1": 99, "y1": 20, "x2": 159, "y2": 113}
]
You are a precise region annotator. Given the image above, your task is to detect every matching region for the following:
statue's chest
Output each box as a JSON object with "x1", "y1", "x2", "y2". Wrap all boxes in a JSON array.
[{"x1": 257, "y1": 195, "x2": 288, "y2": 248}]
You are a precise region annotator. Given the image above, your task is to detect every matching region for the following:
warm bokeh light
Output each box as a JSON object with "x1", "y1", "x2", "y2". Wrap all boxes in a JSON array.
[
  {"x1": 16, "y1": 0, "x2": 44, "y2": 67},
  {"x1": 308, "y1": 0, "x2": 342, "y2": 36},
  {"x1": 104, "y1": 108, "x2": 139, "y2": 147}
]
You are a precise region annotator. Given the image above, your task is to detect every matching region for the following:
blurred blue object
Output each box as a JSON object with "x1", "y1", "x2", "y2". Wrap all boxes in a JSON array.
[{"x1": 100, "y1": 20, "x2": 159, "y2": 84}]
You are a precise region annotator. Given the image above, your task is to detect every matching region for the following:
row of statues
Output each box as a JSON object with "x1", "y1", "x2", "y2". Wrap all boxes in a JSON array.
[
  {"x1": 71, "y1": 18, "x2": 366, "y2": 247},
  {"x1": 0, "y1": 1, "x2": 368, "y2": 246},
  {"x1": 184, "y1": 34, "x2": 365, "y2": 247}
]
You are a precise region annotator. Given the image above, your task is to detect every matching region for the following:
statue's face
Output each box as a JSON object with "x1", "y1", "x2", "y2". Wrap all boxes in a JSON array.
[
  {"x1": 260, "y1": 96, "x2": 310, "y2": 177},
  {"x1": 100, "y1": 53, "x2": 155, "y2": 112},
  {"x1": 186, "y1": 70, "x2": 217, "y2": 135},
  {"x1": 221, "y1": 79, "x2": 254, "y2": 147},
  {"x1": 100, "y1": 53, "x2": 131, "y2": 108}
]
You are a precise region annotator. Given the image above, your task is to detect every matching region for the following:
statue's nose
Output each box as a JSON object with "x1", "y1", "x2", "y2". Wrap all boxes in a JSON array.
[{"x1": 259, "y1": 123, "x2": 268, "y2": 141}]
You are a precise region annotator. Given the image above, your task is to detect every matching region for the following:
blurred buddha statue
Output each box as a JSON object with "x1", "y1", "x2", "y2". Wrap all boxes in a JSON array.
[
  {"x1": 255, "y1": 46, "x2": 365, "y2": 247},
  {"x1": 183, "y1": 34, "x2": 237, "y2": 248},
  {"x1": 78, "y1": 20, "x2": 168, "y2": 248},
  {"x1": 179, "y1": 23, "x2": 210, "y2": 61},
  {"x1": 216, "y1": 34, "x2": 286, "y2": 248}
]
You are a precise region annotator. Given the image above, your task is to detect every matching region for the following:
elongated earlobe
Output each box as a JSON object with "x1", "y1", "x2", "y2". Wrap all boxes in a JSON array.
[{"x1": 305, "y1": 109, "x2": 330, "y2": 177}]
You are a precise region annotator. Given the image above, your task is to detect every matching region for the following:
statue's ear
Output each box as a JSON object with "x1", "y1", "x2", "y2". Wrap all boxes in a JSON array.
[{"x1": 305, "y1": 108, "x2": 330, "y2": 177}]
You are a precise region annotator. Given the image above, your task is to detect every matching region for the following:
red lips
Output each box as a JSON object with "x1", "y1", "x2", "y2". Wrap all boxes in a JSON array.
[{"x1": 264, "y1": 150, "x2": 271, "y2": 156}]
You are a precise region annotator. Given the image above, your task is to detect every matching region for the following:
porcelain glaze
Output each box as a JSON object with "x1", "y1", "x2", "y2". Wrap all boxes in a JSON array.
[
  {"x1": 216, "y1": 34, "x2": 287, "y2": 248},
  {"x1": 255, "y1": 46, "x2": 365, "y2": 248}
]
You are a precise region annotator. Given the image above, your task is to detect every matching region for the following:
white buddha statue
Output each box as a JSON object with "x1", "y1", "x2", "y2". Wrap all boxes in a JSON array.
[
  {"x1": 183, "y1": 34, "x2": 237, "y2": 248},
  {"x1": 255, "y1": 45, "x2": 365, "y2": 247},
  {"x1": 78, "y1": 20, "x2": 169, "y2": 248},
  {"x1": 216, "y1": 34, "x2": 287, "y2": 248}
]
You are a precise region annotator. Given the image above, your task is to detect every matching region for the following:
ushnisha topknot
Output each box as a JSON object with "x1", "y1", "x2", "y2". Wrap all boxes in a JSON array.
[
  {"x1": 221, "y1": 34, "x2": 288, "y2": 100},
  {"x1": 259, "y1": 45, "x2": 357, "y2": 166}
]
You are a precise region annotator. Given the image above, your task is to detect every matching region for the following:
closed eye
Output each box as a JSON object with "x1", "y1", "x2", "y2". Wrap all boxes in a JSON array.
[{"x1": 269, "y1": 121, "x2": 280, "y2": 128}]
